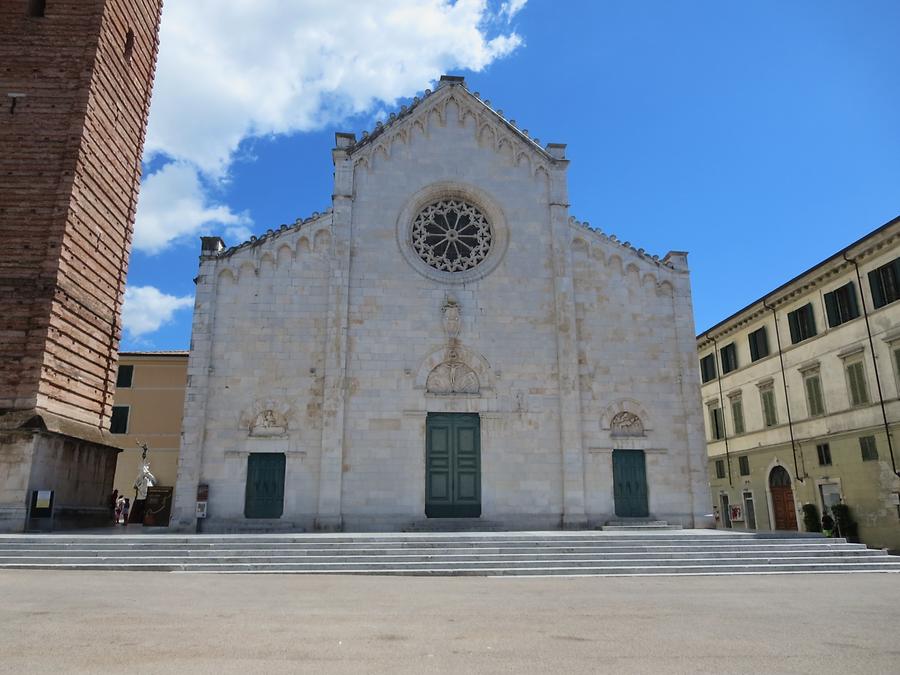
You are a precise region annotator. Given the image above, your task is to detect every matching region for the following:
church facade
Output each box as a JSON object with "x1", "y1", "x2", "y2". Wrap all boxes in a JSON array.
[{"x1": 170, "y1": 76, "x2": 710, "y2": 532}]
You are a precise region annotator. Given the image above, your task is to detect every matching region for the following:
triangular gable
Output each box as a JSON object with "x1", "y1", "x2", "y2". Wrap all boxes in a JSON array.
[{"x1": 341, "y1": 75, "x2": 566, "y2": 173}]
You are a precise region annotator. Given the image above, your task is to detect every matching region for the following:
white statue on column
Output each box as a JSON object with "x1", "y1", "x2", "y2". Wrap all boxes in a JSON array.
[{"x1": 133, "y1": 460, "x2": 157, "y2": 500}]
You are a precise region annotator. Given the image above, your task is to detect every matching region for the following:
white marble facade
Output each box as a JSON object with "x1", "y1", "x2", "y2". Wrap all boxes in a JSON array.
[{"x1": 171, "y1": 76, "x2": 711, "y2": 532}]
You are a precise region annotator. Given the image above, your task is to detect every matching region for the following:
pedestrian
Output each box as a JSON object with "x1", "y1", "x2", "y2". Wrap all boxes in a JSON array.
[
  {"x1": 122, "y1": 497, "x2": 130, "y2": 525},
  {"x1": 109, "y1": 489, "x2": 119, "y2": 524},
  {"x1": 821, "y1": 511, "x2": 835, "y2": 538},
  {"x1": 115, "y1": 495, "x2": 125, "y2": 524}
]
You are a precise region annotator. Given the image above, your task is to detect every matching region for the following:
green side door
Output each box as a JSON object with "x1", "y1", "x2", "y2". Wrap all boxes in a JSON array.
[
  {"x1": 426, "y1": 413, "x2": 481, "y2": 518},
  {"x1": 244, "y1": 452, "x2": 286, "y2": 519},
  {"x1": 612, "y1": 449, "x2": 649, "y2": 518}
]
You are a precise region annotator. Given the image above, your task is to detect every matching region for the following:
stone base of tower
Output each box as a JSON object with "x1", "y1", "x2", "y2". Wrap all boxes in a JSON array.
[{"x1": 0, "y1": 413, "x2": 120, "y2": 533}]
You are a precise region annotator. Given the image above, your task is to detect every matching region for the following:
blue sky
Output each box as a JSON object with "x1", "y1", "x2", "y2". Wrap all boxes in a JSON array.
[{"x1": 122, "y1": 0, "x2": 900, "y2": 350}]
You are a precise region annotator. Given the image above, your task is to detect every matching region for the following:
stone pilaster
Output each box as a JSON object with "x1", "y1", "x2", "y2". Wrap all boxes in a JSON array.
[
  {"x1": 546, "y1": 144, "x2": 587, "y2": 528},
  {"x1": 664, "y1": 251, "x2": 713, "y2": 527},
  {"x1": 171, "y1": 238, "x2": 223, "y2": 530},
  {"x1": 315, "y1": 134, "x2": 355, "y2": 530}
]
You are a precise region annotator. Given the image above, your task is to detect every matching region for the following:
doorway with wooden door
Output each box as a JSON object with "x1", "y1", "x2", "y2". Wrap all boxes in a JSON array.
[
  {"x1": 612, "y1": 449, "x2": 649, "y2": 518},
  {"x1": 769, "y1": 465, "x2": 797, "y2": 530},
  {"x1": 425, "y1": 413, "x2": 481, "y2": 518}
]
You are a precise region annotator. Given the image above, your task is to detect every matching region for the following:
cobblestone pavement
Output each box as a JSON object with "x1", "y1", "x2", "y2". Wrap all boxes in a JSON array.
[{"x1": 1, "y1": 570, "x2": 898, "y2": 673}]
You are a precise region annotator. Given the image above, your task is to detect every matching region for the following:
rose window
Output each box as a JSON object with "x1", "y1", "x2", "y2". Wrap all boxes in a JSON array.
[{"x1": 411, "y1": 199, "x2": 492, "y2": 272}]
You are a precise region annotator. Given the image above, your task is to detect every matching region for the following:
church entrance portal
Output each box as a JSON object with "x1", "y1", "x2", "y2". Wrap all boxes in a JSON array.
[
  {"x1": 612, "y1": 449, "x2": 649, "y2": 517},
  {"x1": 244, "y1": 453, "x2": 285, "y2": 519},
  {"x1": 769, "y1": 465, "x2": 797, "y2": 530},
  {"x1": 425, "y1": 413, "x2": 481, "y2": 518}
]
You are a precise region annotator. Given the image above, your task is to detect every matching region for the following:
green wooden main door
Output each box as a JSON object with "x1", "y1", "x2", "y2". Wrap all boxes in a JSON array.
[
  {"x1": 426, "y1": 413, "x2": 481, "y2": 518},
  {"x1": 244, "y1": 452, "x2": 286, "y2": 519},
  {"x1": 612, "y1": 449, "x2": 649, "y2": 518}
]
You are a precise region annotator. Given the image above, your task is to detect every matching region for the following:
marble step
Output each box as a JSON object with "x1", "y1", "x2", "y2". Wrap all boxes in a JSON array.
[
  {"x1": 2, "y1": 559, "x2": 899, "y2": 576},
  {"x1": 603, "y1": 520, "x2": 682, "y2": 530},
  {"x1": 0, "y1": 545, "x2": 877, "y2": 558}
]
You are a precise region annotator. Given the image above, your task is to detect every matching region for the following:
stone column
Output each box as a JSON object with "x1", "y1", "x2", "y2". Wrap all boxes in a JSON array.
[
  {"x1": 170, "y1": 237, "x2": 223, "y2": 531},
  {"x1": 664, "y1": 251, "x2": 713, "y2": 528},
  {"x1": 315, "y1": 133, "x2": 355, "y2": 530},
  {"x1": 546, "y1": 144, "x2": 587, "y2": 528}
]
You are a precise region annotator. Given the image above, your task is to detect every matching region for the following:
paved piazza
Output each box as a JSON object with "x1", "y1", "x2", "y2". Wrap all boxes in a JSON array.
[{"x1": 0, "y1": 571, "x2": 898, "y2": 673}]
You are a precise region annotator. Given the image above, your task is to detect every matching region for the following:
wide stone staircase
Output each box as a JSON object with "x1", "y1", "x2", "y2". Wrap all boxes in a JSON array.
[{"x1": 1, "y1": 531, "x2": 899, "y2": 576}]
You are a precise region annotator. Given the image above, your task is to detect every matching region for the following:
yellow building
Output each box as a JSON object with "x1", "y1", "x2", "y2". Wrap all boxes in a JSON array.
[
  {"x1": 698, "y1": 216, "x2": 900, "y2": 551},
  {"x1": 110, "y1": 352, "x2": 188, "y2": 501}
]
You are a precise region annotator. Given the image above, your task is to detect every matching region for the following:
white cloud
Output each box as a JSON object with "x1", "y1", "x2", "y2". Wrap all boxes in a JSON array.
[
  {"x1": 145, "y1": 0, "x2": 527, "y2": 177},
  {"x1": 122, "y1": 285, "x2": 195, "y2": 339},
  {"x1": 134, "y1": 161, "x2": 251, "y2": 254},
  {"x1": 501, "y1": 0, "x2": 528, "y2": 20}
]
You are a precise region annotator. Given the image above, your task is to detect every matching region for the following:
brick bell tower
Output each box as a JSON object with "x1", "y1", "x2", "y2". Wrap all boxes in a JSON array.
[{"x1": 0, "y1": 0, "x2": 163, "y2": 530}]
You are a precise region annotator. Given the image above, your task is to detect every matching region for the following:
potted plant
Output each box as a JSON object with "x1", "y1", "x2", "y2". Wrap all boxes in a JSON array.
[{"x1": 802, "y1": 503, "x2": 821, "y2": 533}]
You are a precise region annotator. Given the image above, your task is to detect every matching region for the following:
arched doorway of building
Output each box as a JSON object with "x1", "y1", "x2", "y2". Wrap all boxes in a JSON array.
[{"x1": 768, "y1": 465, "x2": 797, "y2": 530}]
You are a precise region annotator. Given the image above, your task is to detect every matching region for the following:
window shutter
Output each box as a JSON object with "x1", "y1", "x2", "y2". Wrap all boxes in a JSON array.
[
  {"x1": 802, "y1": 304, "x2": 817, "y2": 338},
  {"x1": 869, "y1": 269, "x2": 885, "y2": 309},
  {"x1": 788, "y1": 311, "x2": 800, "y2": 344},
  {"x1": 845, "y1": 281, "x2": 859, "y2": 319},
  {"x1": 749, "y1": 333, "x2": 758, "y2": 361},
  {"x1": 848, "y1": 362, "x2": 868, "y2": 406},
  {"x1": 824, "y1": 291, "x2": 839, "y2": 328},
  {"x1": 890, "y1": 259, "x2": 900, "y2": 302},
  {"x1": 805, "y1": 378, "x2": 815, "y2": 415}
]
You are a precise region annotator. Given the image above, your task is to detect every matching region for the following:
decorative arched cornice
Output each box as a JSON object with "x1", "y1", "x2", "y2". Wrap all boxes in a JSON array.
[{"x1": 348, "y1": 82, "x2": 555, "y2": 180}]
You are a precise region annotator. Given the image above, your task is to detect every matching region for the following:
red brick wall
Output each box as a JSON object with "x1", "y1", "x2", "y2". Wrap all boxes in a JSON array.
[{"x1": 0, "y1": 0, "x2": 163, "y2": 431}]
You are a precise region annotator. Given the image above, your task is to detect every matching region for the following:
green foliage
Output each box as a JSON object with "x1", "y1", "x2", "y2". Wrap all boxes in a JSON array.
[
  {"x1": 802, "y1": 503, "x2": 821, "y2": 532},
  {"x1": 830, "y1": 503, "x2": 859, "y2": 542}
]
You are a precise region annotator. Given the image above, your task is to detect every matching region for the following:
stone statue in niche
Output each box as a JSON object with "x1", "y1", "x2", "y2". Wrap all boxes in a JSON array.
[
  {"x1": 426, "y1": 297, "x2": 480, "y2": 395},
  {"x1": 250, "y1": 408, "x2": 287, "y2": 437},
  {"x1": 610, "y1": 411, "x2": 644, "y2": 436}
]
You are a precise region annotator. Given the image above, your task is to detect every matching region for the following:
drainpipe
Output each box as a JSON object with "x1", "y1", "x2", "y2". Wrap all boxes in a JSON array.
[
  {"x1": 843, "y1": 253, "x2": 900, "y2": 477},
  {"x1": 706, "y1": 333, "x2": 733, "y2": 486},
  {"x1": 763, "y1": 299, "x2": 804, "y2": 482}
]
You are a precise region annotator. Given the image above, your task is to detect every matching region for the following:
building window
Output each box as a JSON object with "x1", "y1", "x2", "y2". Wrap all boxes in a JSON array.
[
  {"x1": 738, "y1": 455, "x2": 750, "y2": 476},
  {"x1": 730, "y1": 397, "x2": 745, "y2": 435},
  {"x1": 715, "y1": 459, "x2": 726, "y2": 479},
  {"x1": 116, "y1": 364, "x2": 134, "y2": 388},
  {"x1": 868, "y1": 257, "x2": 900, "y2": 309},
  {"x1": 824, "y1": 282, "x2": 860, "y2": 328},
  {"x1": 700, "y1": 353, "x2": 717, "y2": 383},
  {"x1": 804, "y1": 373, "x2": 826, "y2": 417},
  {"x1": 720, "y1": 343, "x2": 738, "y2": 374},
  {"x1": 27, "y1": 0, "x2": 46, "y2": 17},
  {"x1": 709, "y1": 405, "x2": 725, "y2": 440},
  {"x1": 859, "y1": 435, "x2": 878, "y2": 461},
  {"x1": 124, "y1": 28, "x2": 135, "y2": 62},
  {"x1": 787, "y1": 303, "x2": 817, "y2": 344},
  {"x1": 760, "y1": 387, "x2": 777, "y2": 427},
  {"x1": 412, "y1": 199, "x2": 492, "y2": 272},
  {"x1": 816, "y1": 443, "x2": 832, "y2": 466},
  {"x1": 110, "y1": 406, "x2": 129, "y2": 434},
  {"x1": 748, "y1": 326, "x2": 769, "y2": 362},
  {"x1": 845, "y1": 360, "x2": 870, "y2": 407}
]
